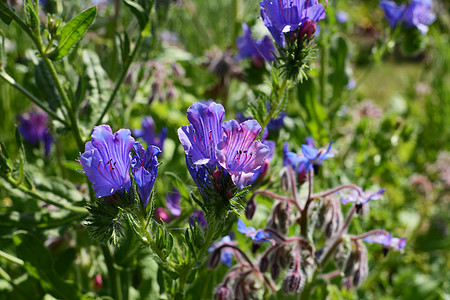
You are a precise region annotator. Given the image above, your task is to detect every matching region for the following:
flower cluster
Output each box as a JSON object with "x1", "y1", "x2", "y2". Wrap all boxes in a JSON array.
[
  {"x1": 79, "y1": 125, "x2": 161, "y2": 208},
  {"x1": 178, "y1": 101, "x2": 270, "y2": 205},
  {"x1": 260, "y1": 0, "x2": 326, "y2": 47},
  {"x1": 379, "y1": 0, "x2": 436, "y2": 34}
]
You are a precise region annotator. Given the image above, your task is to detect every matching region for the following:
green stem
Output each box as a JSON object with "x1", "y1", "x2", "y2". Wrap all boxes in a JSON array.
[
  {"x1": 259, "y1": 77, "x2": 288, "y2": 136},
  {"x1": 319, "y1": 37, "x2": 328, "y2": 106},
  {"x1": 95, "y1": 32, "x2": 143, "y2": 125},
  {"x1": 0, "y1": 71, "x2": 68, "y2": 126},
  {"x1": 0, "y1": 249, "x2": 24, "y2": 266},
  {"x1": 40, "y1": 56, "x2": 84, "y2": 150},
  {"x1": 102, "y1": 245, "x2": 123, "y2": 300},
  {"x1": 300, "y1": 170, "x2": 314, "y2": 237},
  {"x1": 1, "y1": 174, "x2": 87, "y2": 214},
  {"x1": 180, "y1": 219, "x2": 217, "y2": 293}
]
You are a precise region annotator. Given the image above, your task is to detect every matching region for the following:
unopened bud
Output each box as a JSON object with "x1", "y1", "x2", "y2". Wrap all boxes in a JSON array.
[
  {"x1": 270, "y1": 262, "x2": 281, "y2": 281},
  {"x1": 214, "y1": 284, "x2": 232, "y2": 300},
  {"x1": 343, "y1": 251, "x2": 357, "y2": 277},
  {"x1": 245, "y1": 197, "x2": 257, "y2": 220},
  {"x1": 282, "y1": 270, "x2": 305, "y2": 294},
  {"x1": 259, "y1": 255, "x2": 269, "y2": 272},
  {"x1": 207, "y1": 249, "x2": 222, "y2": 269},
  {"x1": 299, "y1": 20, "x2": 316, "y2": 41},
  {"x1": 93, "y1": 274, "x2": 103, "y2": 290},
  {"x1": 154, "y1": 207, "x2": 170, "y2": 223},
  {"x1": 353, "y1": 243, "x2": 368, "y2": 287},
  {"x1": 213, "y1": 169, "x2": 223, "y2": 182}
]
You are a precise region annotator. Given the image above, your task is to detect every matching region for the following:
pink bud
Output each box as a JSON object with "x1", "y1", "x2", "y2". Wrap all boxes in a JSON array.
[
  {"x1": 212, "y1": 169, "x2": 223, "y2": 182},
  {"x1": 93, "y1": 274, "x2": 103, "y2": 290},
  {"x1": 299, "y1": 20, "x2": 316, "y2": 40},
  {"x1": 155, "y1": 207, "x2": 170, "y2": 223}
]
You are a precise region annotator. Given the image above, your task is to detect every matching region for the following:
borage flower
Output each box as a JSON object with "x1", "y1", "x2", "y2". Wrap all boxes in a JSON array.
[
  {"x1": 260, "y1": 0, "x2": 326, "y2": 46},
  {"x1": 134, "y1": 116, "x2": 167, "y2": 151},
  {"x1": 236, "y1": 23, "x2": 275, "y2": 67},
  {"x1": 301, "y1": 139, "x2": 334, "y2": 174},
  {"x1": 341, "y1": 188, "x2": 385, "y2": 216},
  {"x1": 131, "y1": 142, "x2": 162, "y2": 208},
  {"x1": 237, "y1": 219, "x2": 271, "y2": 243},
  {"x1": 364, "y1": 233, "x2": 406, "y2": 255},
  {"x1": 208, "y1": 235, "x2": 235, "y2": 267},
  {"x1": 79, "y1": 125, "x2": 135, "y2": 198}
]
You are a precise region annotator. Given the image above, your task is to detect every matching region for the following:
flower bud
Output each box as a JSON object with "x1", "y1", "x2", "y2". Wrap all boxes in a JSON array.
[
  {"x1": 245, "y1": 197, "x2": 257, "y2": 220},
  {"x1": 207, "y1": 249, "x2": 222, "y2": 269},
  {"x1": 355, "y1": 203, "x2": 370, "y2": 217},
  {"x1": 214, "y1": 284, "x2": 232, "y2": 300},
  {"x1": 259, "y1": 255, "x2": 269, "y2": 273},
  {"x1": 93, "y1": 274, "x2": 103, "y2": 290},
  {"x1": 270, "y1": 262, "x2": 281, "y2": 281},
  {"x1": 213, "y1": 169, "x2": 223, "y2": 182},
  {"x1": 353, "y1": 243, "x2": 368, "y2": 287},
  {"x1": 299, "y1": 20, "x2": 316, "y2": 41},
  {"x1": 282, "y1": 270, "x2": 305, "y2": 294},
  {"x1": 154, "y1": 207, "x2": 170, "y2": 223},
  {"x1": 343, "y1": 251, "x2": 357, "y2": 277}
]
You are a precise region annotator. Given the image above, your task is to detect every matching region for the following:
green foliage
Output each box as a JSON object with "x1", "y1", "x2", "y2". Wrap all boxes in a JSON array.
[{"x1": 47, "y1": 6, "x2": 97, "y2": 60}]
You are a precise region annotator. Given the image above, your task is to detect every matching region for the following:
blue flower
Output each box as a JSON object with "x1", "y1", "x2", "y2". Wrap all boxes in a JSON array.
[
  {"x1": 208, "y1": 235, "x2": 235, "y2": 267},
  {"x1": 18, "y1": 111, "x2": 53, "y2": 156},
  {"x1": 300, "y1": 139, "x2": 334, "y2": 173},
  {"x1": 131, "y1": 142, "x2": 162, "y2": 208},
  {"x1": 236, "y1": 23, "x2": 275, "y2": 65},
  {"x1": 341, "y1": 188, "x2": 386, "y2": 205},
  {"x1": 166, "y1": 187, "x2": 181, "y2": 217},
  {"x1": 134, "y1": 116, "x2": 167, "y2": 151},
  {"x1": 216, "y1": 120, "x2": 270, "y2": 189},
  {"x1": 237, "y1": 219, "x2": 271, "y2": 243},
  {"x1": 364, "y1": 233, "x2": 406, "y2": 252},
  {"x1": 379, "y1": 0, "x2": 435, "y2": 34},
  {"x1": 178, "y1": 101, "x2": 226, "y2": 166},
  {"x1": 80, "y1": 125, "x2": 135, "y2": 198},
  {"x1": 260, "y1": 0, "x2": 326, "y2": 46}
]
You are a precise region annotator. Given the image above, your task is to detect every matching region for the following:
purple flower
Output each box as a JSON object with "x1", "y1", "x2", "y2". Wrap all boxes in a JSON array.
[
  {"x1": 267, "y1": 111, "x2": 286, "y2": 131},
  {"x1": 364, "y1": 233, "x2": 407, "y2": 253},
  {"x1": 208, "y1": 235, "x2": 235, "y2": 267},
  {"x1": 336, "y1": 10, "x2": 349, "y2": 23},
  {"x1": 341, "y1": 188, "x2": 386, "y2": 205},
  {"x1": 260, "y1": 0, "x2": 326, "y2": 46},
  {"x1": 134, "y1": 116, "x2": 167, "y2": 151},
  {"x1": 79, "y1": 125, "x2": 135, "y2": 198},
  {"x1": 237, "y1": 219, "x2": 271, "y2": 243},
  {"x1": 18, "y1": 112, "x2": 53, "y2": 156},
  {"x1": 166, "y1": 187, "x2": 181, "y2": 217},
  {"x1": 190, "y1": 210, "x2": 207, "y2": 228},
  {"x1": 379, "y1": 0, "x2": 435, "y2": 34},
  {"x1": 178, "y1": 102, "x2": 225, "y2": 166},
  {"x1": 216, "y1": 120, "x2": 270, "y2": 189},
  {"x1": 131, "y1": 142, "x2": 162, "y2": 208},
  {"x1": 236, "y1": 23, "x2": 275, "y2": 66}
]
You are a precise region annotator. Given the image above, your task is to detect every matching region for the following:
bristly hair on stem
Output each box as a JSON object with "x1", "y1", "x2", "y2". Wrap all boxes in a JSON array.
[{"x1": 275, "y1": 33, "x2": 317, "y2": 83}]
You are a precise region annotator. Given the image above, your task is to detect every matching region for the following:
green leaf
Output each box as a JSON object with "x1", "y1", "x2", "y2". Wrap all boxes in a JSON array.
[
  {"x1": 0, "y1": 211, "x2": 84, "y2": 228},
  {"x1": 47, "y1": 6, "x2": 97, "y2": 60},
  {"x1": 13, "y1": 232, "x2": 81, "y2": 300},
  {"x1": 123, "y1": 0, "x2": 148, "y2": 29},
  {"x1": 14, "y1": 127, "x2": 25, "y2": 186},
  {"x1": 81, "y1": 49, "x2": 111, "y2": 128}
]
